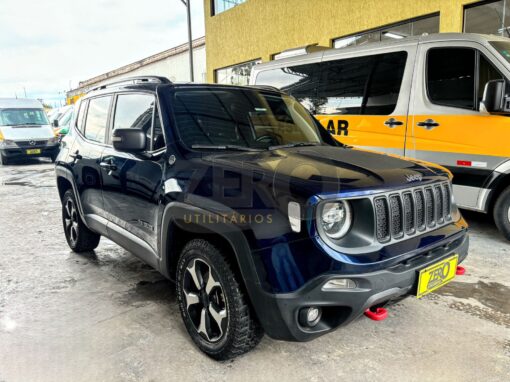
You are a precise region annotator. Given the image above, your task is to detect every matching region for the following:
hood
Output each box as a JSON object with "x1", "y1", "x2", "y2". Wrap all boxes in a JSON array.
[
  {"x1": 0, "y1": 124, "x2": 54, "y2": 140},
  {"x1": 203, "y1": 146, "x2": 449, "y2": 199}
]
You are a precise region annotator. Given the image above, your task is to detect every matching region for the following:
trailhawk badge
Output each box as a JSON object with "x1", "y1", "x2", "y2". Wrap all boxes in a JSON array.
[{"x1": 405, "y1": 174, "x2": 423, "y2": 183}]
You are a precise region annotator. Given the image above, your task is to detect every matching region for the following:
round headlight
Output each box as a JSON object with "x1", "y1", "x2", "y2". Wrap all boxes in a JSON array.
[{"x1": 320, "y1": 201, "x2": 352, "y2": 239}]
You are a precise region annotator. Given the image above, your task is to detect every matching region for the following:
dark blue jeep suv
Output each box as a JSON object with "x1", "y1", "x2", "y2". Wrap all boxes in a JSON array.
[{"x1": 55, "y1": 76, "x2": 469, "y2": 360}]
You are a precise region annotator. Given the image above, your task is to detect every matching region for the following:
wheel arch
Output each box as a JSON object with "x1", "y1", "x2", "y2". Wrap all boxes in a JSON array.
[{"x1": 486, "y1": 171, "x2": 510, "y2": 214}]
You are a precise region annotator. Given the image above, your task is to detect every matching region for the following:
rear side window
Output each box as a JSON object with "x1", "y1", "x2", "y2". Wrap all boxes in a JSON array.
[
  {"x1": 84, "y1": 96, "x2": 111, "y2": 143},
  {"x1": 427, "y1": 48, "x2": 475, "y2": 109},
  {"x1": 317, "y1": 52, "x2": 407, "y2": 115},
  {"x1": 112, "y1": 93, "x2": 165, "y2": 151}
]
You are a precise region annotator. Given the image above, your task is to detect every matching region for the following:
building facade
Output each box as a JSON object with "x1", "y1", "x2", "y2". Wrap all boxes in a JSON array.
[
  {"x1": 205, "y1": 0, "x2": 510, "y2": 85},
  {"x1": 66, "y1": 37, "x2": 206, "y2": 104}
]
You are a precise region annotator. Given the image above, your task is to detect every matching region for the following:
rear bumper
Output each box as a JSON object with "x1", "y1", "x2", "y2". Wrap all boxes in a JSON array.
[
  {"x1": 1, "y1": 145, "x2": 60, "y2": 159},
  {"x1": 255, "y1": 231, "x2": 468, "y2": 342}
]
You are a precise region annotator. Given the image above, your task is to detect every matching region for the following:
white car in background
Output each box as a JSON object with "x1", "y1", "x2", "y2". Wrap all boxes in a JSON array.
[{"x1": 0, "y1": 98, "x2": 60, "y2": 165}]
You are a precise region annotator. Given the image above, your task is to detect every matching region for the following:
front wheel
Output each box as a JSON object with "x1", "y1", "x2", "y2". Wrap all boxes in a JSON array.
[
  {"x1": 493, "y1": 185, "x2": 510, "y2": 241},
  {"x1": 176, "y1": 239, "x2": 263, "y2": 360},
  {"x1": 62, "y1": 190, "x2": 100, "y2": 252},
  {"x1": 0, "y1": 152, "x2": 8, "y2": 165}
]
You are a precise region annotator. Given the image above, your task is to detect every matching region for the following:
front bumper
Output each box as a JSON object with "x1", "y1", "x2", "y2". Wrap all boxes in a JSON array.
[
  {"x1": 1, "y1": 144, "x2": 60, "y2": 159},
  {"x1": 256, "y1": 231, "x2": 468, "y2": 342}
]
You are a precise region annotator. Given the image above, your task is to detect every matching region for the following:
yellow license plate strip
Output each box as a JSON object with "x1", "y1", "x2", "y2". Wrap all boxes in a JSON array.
[
  {"x1": 26, "y1": 149, "x2": 41, "y2": 155},
  {"x1": 417, "y1": 254, "x2": 458, "y2": 298}
]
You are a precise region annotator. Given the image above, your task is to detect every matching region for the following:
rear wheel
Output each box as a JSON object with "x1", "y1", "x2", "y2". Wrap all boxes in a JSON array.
[
  {"x1": 493, "y1": 185, "x2": 510, "y2": 241},
  {"x1": 176, "y1": 239, "x2": 263, "y2": 360},
  {"x1": 62, "y1": 190, "x2": 100, "y2": 252}
]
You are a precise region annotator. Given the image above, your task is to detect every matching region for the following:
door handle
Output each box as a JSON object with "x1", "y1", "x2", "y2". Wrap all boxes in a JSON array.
[
  {"x1": 99, "y1": 161, "x2": 117, "y2": 171},
  {"x1": 384, "y1": 118, "x2": 404, "y2": 128},
  {"x1": 417, "y1": 119, "x2": 440, "y2": 130},
  {"x1": 69, "y1": 150, "x2": 82, "y2": 160}
]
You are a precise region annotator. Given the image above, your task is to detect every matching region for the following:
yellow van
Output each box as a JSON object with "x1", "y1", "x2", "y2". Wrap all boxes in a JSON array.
[{"x1": 251, "y1": 33, "x2": 510, "y2": 240}]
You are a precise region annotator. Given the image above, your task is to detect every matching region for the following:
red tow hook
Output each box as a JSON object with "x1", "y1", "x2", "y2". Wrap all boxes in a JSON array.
[
  {"x1": 456, "y1": 266, "x2": 466, "y2": 276},
  {"x1": 364, "y1": 307, "x2": 388, "y2": 321}
]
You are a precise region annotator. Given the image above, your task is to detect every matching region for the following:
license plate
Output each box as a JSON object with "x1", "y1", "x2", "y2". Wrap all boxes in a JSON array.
[
  {"x1": 417, "y1": 254, "x2": 458, "y2": 298},
  {"x1": 26, "y1": 149, "x2": 41, "y2": 155}
]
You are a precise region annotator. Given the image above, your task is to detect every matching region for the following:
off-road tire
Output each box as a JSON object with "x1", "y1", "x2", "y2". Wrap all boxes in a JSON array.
[
  {"x1": 62, "y1": 189, "x2": 100, "y2": 252},
  {"x1": 176, "y1": 239, "x2": 264, "y2": 360},
  {"x1": 494, "y1": 186, "x2": 510, "y2": 241}
]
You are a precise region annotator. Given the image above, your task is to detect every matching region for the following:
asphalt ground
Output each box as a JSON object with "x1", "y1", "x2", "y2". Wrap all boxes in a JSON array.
[{"x1": 0, "y1": 159, "x2": 509, "y2": 382}]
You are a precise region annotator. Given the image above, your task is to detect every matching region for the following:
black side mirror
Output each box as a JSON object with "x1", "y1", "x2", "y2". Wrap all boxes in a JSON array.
[
  {"x1": 482, "y1": 79, "x2": 510, "y2": 113},
  {"x1": 52, "y1": 119, "x2": 59, "y2": 127},
  {"x1": 112, "y1": 128, "x2": 146, "y2": 152}
]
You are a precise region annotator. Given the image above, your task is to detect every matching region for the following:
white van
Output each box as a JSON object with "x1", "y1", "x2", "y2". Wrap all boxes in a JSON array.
[
  {"x1": 251, "y1": 33, "x2": 510, "y2": 240},
  {"x1": 0, "y1": 98, "x2": 60, "y2": 165}
]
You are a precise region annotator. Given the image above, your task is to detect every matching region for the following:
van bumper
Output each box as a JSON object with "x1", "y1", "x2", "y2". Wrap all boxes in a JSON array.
[
  {"x1": 0, "y1": 144, "x2": 60, "y2": 160},
  {"x1": 254, "y1": 231, "x2": 468, "y2": 342}
]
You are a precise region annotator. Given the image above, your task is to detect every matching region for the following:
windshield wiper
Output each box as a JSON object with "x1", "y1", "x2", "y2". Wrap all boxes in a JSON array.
[
  {"x1": 10, "y1": 123, "x2": 42, "y2": 127},
  {"x1": 191, "y1": 144, "x2": 263, "y2": 152},
  {"x1": 268, "y1": 142, "x2": 321, "y2": 150}
]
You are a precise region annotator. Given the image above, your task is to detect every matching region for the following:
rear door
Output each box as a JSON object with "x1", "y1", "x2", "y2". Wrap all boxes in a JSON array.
[
  {"x1": 100, "y1": 92, "x2": 166, "y2": 257},
  {"x1": 315, "y1": 48, "x2": 414, "y2": 155},
  {"x1": 408, "y1": 42, "x2": 510, "y2": 209}
]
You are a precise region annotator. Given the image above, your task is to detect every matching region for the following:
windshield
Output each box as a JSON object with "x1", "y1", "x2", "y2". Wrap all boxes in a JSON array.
[
  {"x1": 0, "y1": 108, "x2": 49, "y2": 126},
  {"x1": 490, "y1": 41, "x2": 510, "y2": 64},
  {"x1": 171, "y1": 87, "x2": 323, "y2": 150}
]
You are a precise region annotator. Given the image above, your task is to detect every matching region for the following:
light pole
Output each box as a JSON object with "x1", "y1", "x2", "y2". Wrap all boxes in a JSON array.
[{"x1": 180, "y1": 0, "x2": 194, "y2": 82}]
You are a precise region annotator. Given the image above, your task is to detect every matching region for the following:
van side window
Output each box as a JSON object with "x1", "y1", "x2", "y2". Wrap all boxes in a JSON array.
[
  {"x1": 84, "y1": 96, "x2": 111, "y2": 144},
  {"x1": 427, "y1": 48, "x2": 475, "y2": 110},
  {"x1": 113, "y1": 94, "x2": 155, "y2": 151},
  {"x1": 317, "y1": 51, "x2": 407, "y2": 115},
  {"x1": 254, "y1": 64, "x2": 320, "y2": 112}
]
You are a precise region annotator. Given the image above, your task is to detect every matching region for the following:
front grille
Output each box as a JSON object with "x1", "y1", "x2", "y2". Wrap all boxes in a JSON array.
[
  {"x1": 15, "y1": 140, "x2": 47, "y2": 148},
  {"x1": 373, "y1": 182, "x2": 453, "y2": 243}
]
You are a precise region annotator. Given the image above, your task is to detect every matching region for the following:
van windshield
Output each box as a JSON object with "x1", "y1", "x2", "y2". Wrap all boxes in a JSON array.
[
  {"x1": 0, "y1": 108, "x2": 49, "y2": 126},
  {"x1": 490, "y1": 41, "x2": 510, "y2": 64},
  {"x1": 171, "y1": 87, "x2": 323, "y2": 151}
]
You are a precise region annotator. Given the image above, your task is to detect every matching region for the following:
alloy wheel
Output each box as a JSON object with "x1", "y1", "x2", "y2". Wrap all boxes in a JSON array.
[
  {"x1": 182, "y1": 258, "x2": 228, "y2": 342},
  {"x1": 64, "y1": 199, "x2": 79, "y2": 245}
]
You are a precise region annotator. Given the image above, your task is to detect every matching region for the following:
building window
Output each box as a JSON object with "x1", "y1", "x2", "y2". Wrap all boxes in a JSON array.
[
  {"x1": 464, "y1": 0, "x2": 510, "y2": 36},
  {"x1": 212, "y1": 0, "x2": 246, "y2": 15},
  {"x1": 215, "y1": 59, "x2": 261, "y2": 85},
  {"x1": 333, "y1": 14, "x2": 439, "y2": 49}
]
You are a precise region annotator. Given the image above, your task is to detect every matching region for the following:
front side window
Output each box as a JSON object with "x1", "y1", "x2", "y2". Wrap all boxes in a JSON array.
[
  {"x1": 427, "y1": 47, "x2": 506, "y2": 111},
  {"x1": 171, "y1": 87, "x2": 322, "y2": 149},
  {"x1": 0, "y1": 108, "x2": 48, "y2": 126},
  {"x1": 113, "y1": 94, "x2": 154, "y2": 150},
  {"x1": 427, "y1": 48, "x2": 476, "y2": 110},
  {"x1": 84, "y1": 96, "x2": 111, "y2": 143}
]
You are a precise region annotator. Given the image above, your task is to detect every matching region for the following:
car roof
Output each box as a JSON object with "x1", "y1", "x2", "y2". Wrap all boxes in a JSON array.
[{"x1": 0, "y1": 98, "x2": 43, "y2": 109}]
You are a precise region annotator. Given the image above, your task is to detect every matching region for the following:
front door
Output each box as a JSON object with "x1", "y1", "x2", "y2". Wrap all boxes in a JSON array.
[
  {"x1": 315, "y1": 49, "x2": 414, "y2": 156},
  {"x1": 407, "y1": 42, "x2": 510, "y2": 210},
  {"x1": 100, "y1": 93, "x2": 166, "y2": 254}
]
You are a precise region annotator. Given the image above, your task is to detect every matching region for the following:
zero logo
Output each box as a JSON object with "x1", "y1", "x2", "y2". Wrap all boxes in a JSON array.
[
  {"x1": 326, "y1": 119, "x2": 349, "y2": 136},
  {"x1": 427, "y1": 262, "x2": 451, "y2": 290}
]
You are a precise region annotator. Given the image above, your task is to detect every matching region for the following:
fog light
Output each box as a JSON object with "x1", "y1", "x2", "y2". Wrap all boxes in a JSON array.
[
  {"x1": 299, "y1": 307, "x2": 322, "y2": 327},
  {"x1": 322, "y1": 278, "x2": 357, "y2": 291}
]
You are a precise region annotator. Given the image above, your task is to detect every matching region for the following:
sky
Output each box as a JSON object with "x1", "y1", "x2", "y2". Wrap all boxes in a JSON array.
[{"x1": 0, "y1": 0, "x2": 205, "y2": 107}]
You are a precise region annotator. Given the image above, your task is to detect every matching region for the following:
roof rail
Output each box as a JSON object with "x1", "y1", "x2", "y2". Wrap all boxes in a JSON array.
[
  {"x1": 88, "y1": 76, "x2": 171, "y2": 93},
  {"x1": 249, "y1": 85, "x2": 282, "y2": 93}
]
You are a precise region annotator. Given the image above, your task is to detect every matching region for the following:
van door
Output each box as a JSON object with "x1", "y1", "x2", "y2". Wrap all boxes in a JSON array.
[
  {"x1": 407, "y1": 42, "x2": 510, "y2": 210},
  {"x1": 315, "y1": 48, "x2": 414, "y2": 156}
]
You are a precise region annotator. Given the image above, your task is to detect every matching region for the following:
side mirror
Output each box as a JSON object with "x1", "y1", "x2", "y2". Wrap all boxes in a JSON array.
[
  {"x1": 482, "y1": 79, "x2": 510, "y2": 113},
  {"x1": 112, "y1": 128, "x2": 146, "y2": 152},
  {"x1": 52, "y1": 119, "x2": 59, "y2": 127}
]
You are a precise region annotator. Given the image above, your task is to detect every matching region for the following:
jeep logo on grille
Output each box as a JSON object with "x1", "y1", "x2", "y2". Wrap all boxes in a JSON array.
[
  {"x1": 29, "y1": 140, "x2": 36, "y2": 146},
  {"x1": 405, "y1": 174, "x2": 422, "y2": 183}
]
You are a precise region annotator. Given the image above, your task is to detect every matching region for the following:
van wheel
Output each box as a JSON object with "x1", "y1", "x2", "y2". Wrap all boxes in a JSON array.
[
  {"x1": 493, "y1": 186, "x2": 510, "y2": 241},
  {"x1": 62, "y1": 190, "x2": 100, "y2": 252},
  {"x1": 176, "y1": 239, "x2": 264, "y2": 360}
]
